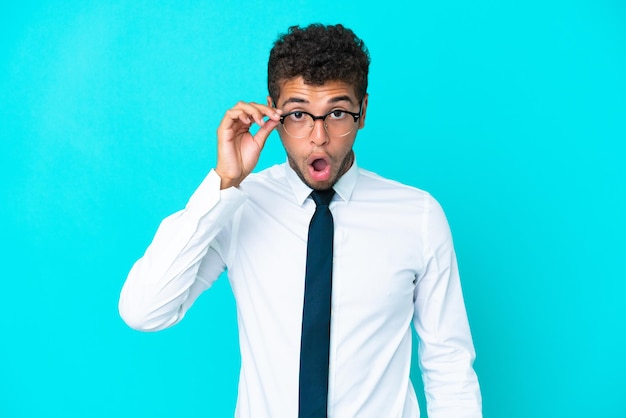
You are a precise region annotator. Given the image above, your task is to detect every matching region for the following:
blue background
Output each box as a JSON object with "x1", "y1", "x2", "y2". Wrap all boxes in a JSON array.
[{"x1": 1, "y1": 1, "x2": 625, "y2": 417}]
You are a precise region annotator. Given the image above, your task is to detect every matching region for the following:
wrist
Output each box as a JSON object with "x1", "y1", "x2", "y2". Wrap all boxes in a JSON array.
[{"x1": 214, "y1": 168, "x2": 241, "y2": 190}]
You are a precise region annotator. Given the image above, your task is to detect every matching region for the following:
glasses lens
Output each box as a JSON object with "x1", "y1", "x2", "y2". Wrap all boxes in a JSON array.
[
  {"x1": 283, "y1": 112, "x2": 313, "y2": 138},
  {"x1": 325, "y1": 110, "x2": 356, "y2": 137},
  {"x1": 282, "y1": 111, "x2": 357, "y2": 138}
]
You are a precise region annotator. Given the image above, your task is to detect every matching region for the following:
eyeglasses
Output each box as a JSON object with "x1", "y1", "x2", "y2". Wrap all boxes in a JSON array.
[{"x1": 279, "y1": 107, "x2": 361, "y2": 138}]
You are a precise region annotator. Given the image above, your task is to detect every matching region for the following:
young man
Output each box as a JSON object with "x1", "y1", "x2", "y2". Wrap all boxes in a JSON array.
[{"x1": 119, "y1": 24, "x2": 482, "y2": 418}]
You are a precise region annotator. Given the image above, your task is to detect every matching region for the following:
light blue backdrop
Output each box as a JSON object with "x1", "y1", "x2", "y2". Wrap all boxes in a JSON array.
[{"x1": 1, "y1": 1, "x2": 624, "y2": 417}]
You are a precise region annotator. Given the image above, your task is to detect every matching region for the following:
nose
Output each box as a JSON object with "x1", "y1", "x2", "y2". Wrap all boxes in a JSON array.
[{"x1": 309, "y1": 118, "x2": 329, "y2": 146}]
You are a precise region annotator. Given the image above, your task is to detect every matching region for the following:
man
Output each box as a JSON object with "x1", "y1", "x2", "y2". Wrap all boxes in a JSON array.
[{"x1": 119, "y1": 24, "x2": 482, "y2": 418}]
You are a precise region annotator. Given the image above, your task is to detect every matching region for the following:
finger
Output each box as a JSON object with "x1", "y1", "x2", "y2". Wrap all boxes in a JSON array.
[
  {"x1": 252, "y1": 118, "x2": 280, "y2": 150},
  {"x1": 233, "y1": 102, "x2": 282, "y2": 125},
  {"x1": 252, "y1": 103, "x2": 282, "y2": 121},
  {"x1": 219, "y1": 108, "x2": 248, "y2": 132},
  {"x1": 237, "y1": 112, "x2": 253, "y2": 125},
  {"x1": 218, "y1": 103, "x2": 282, "y2": 139}
]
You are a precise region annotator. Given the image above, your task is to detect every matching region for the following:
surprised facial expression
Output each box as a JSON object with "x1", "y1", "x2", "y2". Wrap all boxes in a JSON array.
[{"x1": 269, "y1": 77, "x2": 368, "y2": 191}]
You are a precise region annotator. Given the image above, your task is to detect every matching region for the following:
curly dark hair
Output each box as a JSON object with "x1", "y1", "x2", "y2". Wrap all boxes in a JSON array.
[{"x1": 268, "y1": 24, "x2": 370, "y2": 105}]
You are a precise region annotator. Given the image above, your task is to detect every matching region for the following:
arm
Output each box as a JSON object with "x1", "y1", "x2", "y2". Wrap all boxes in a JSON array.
[
  {"x1": 118, "y1": 171, "x2": 245, "y2": 331},
  {"x1": 118, "y1": 102, "x2": 282, "y2": 331},
  {"x1": 413, "y1": 196, "x2": 482, "y2": 418}
]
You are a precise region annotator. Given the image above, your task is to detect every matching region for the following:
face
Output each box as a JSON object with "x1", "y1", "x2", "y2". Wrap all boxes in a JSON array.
[{"x1": 269, "y1": 77, "x2": 368, "y2": 191}]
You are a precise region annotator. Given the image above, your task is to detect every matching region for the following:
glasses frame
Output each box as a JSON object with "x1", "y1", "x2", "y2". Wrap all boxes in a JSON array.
[{"x1": 278, "y1": 103, "x2": 362, "y2": 138}]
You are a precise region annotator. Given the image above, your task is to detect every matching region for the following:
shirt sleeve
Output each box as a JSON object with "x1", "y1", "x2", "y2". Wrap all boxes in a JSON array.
[
  {"x1": 118, "y1": 169, "x2": 247, "y2": 332},
  {"x1": 412, "y1": 195, "x2": 482, "y2": 418}
]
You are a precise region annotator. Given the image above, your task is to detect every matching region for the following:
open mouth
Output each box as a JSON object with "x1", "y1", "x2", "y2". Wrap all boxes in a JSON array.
[
  {"x1": 308, "y1": 156, "x2": 332, "y2": 182},
  {"x1": 312, "y1": 158, "x2": 328, "y2": 172}
]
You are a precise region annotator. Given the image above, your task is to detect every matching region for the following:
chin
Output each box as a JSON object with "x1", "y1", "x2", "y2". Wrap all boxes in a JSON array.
[
  {"x1": 298, "y1": 169, "x2": 336, "y2": 191},
  {"x1": 310, "y1": 182, "x2": 335, "y2": 191},
  {"x1": 300, "y1": 174, "x2": 332, "y2": 190}
]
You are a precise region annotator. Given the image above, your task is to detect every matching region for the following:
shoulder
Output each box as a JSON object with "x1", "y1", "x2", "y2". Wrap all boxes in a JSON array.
[
  {"x1": 354, "y1": 167, "x2": 452, "y2": 235},
  {"x1": 248, "y1": 162, "x2": 287, "y2": 179},
  {"x1": 354, "y1": 167, "x2": 438, "y2": 209},
  {"x1": 241, "y1": 164, "x2": 288, "y2": 189},
  {"x1": 239, "y1": 163, "x2": 293, "y2": 201},
  {"x1": 358, "y1": 167, "x2": 454, "y2": 245}
]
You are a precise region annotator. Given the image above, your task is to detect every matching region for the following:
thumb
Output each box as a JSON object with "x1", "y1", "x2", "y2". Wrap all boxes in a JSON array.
[{"x1": 252, "y1": 119, "x2": 280, "y2": 151}]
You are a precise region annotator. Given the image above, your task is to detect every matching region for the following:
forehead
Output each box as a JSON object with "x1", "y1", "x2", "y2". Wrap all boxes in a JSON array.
[{"x1": 276, "y1": 77, "x2": 358, "y2": 108}]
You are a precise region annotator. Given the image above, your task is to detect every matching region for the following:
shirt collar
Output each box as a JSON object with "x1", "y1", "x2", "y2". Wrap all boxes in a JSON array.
[{"x1": 284, "y1": 158, "x2": 359, "y2": 206}]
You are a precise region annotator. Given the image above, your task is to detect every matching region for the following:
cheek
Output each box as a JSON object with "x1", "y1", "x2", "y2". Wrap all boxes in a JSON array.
[
  {"x1": 333, "y1": 137, "x2": 356, "y2": 156},
  {"x1": 279, "y1": 136, "x2": 304, "y2": 159}
]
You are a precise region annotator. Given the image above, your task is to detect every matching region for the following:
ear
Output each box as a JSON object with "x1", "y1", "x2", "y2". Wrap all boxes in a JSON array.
[
  {"x1": 358, "y1": 93, "x2": 369, "y2": 129},
  {"x1": 268, "y1": 95, "x2": 285, "y2": 140}
]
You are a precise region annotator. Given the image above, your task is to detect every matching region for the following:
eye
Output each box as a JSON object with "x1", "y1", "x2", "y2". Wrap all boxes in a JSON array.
[
  {"x1": 329, "y1": 110, "x2": 347, "y2": 120},
  {"x1": 288, "y1": 111, "x2": 307, "y2": 122}
]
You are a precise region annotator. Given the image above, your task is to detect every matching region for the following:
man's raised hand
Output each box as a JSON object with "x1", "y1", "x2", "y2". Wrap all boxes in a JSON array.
[{"x1": 215, "y1": 102, "x2": 282, "y2": 189}]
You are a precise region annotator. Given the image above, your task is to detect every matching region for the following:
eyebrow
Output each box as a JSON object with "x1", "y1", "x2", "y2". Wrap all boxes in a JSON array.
[{"x1": 280, "y1": 95, "x2": 354, "y2": 108}]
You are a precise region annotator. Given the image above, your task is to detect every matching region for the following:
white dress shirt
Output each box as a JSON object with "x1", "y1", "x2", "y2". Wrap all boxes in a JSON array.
[{"x1": 119, "y1": 160, "x2": 482, "y2": 418}]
